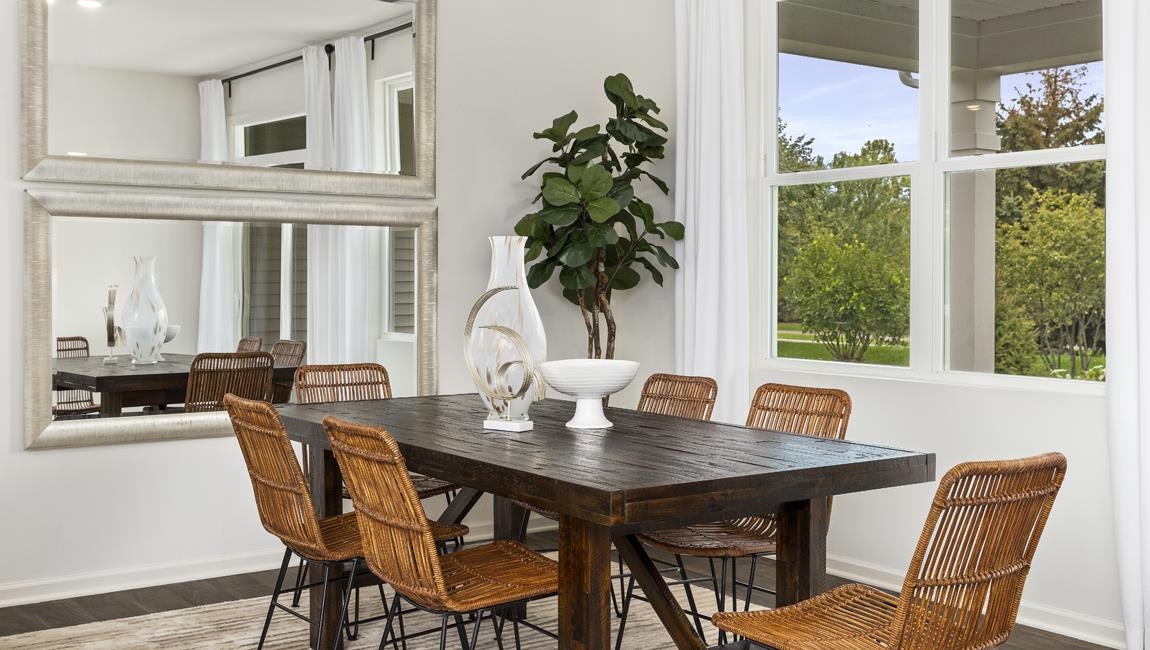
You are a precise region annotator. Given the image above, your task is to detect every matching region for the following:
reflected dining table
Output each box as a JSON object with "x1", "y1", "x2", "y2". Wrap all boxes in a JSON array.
[
  {"x1": 52, "y1": 353, "x2": 297, "y2": 416},
  {"x1": 276, "y1": 394, "x2": 935, "y2": 650}
]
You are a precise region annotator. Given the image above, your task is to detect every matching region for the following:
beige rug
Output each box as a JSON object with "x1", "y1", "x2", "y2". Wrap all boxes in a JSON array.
[{"x1": 0, "y1": 584, "x2": 754, "y2": 649}]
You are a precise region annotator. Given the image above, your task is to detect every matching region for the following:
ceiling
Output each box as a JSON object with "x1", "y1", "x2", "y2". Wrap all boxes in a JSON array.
[{"x1": 47, "y1": 0, "x2": 413, "y2": 77}]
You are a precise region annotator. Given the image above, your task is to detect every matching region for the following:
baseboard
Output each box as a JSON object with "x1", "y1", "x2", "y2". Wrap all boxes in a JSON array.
[
  {"x1": 0, "y1": 547, "x2": 286, "y2": 609},
  {"x1": 827, "y1": 554, "x2": 1127, "y2": 649}
]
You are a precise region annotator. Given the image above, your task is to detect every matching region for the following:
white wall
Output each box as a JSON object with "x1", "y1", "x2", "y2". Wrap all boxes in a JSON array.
[
  {"x1": 0, "y1": 0, "x2": 677, "y2": 607},
  {"x1": 48, "y1": 65, "x2": 199, "y2": 160}
]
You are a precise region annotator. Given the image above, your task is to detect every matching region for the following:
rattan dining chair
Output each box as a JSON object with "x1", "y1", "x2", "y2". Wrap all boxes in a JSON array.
[
  {"x1": 618, "y1": 382, "x2": 851, "y2": 646},
  {"x1": 324, "y1": 415, "x2": 560, "y2": 650},
  {"x1": 53, "y1": 336, "x2": 101, "y2": 417},
  {"x1": 223, "y1": 394, "x2": 468, "y2": 649},
  {"x1": 237, "y1": 335, "x2": 263, "y2": 353},
  {"x1": 268, "y1": 339, "x2": 307, "y2": 404},
  {"x1": 183, "y1": 352, "x2": 275, "y2": 413},
  {"x1": 712, "y1": 452, "x2": 1067, "y2": 650}
]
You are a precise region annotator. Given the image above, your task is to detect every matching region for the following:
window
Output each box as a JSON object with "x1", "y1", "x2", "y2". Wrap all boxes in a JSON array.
[
  {"x1": 759, "y1": 0, "x2": 1105, "y2": 383},
  {"x1": 235, "y1": 114, "x2": 307, "y2": 168},
  {"x1": 243, "y1": 223, "x2": 308, "y2": 344}
]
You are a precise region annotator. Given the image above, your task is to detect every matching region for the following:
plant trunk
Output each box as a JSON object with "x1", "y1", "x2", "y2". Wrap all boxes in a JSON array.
[{"x1": 596, "y1": 250, "x2": 616, "y2": 360}]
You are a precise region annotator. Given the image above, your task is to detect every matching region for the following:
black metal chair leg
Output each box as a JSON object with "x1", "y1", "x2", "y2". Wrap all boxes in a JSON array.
[
  {"x1": 317, "y1": 563, "x2": 333, "y2": 649},
  {"x1": 291, "y1": 556, "x2": 308, "y2": 607},
  {"x1": 490, "y1": 609, "x2": 506, "y2": 650},
  {"x1": 335, "y1": 558, "x2": 360, "y2": 650},
  {"x1": 454, "y1": 614, "x2": 470, "y2": 648},
  {"x1": 717, "y1": 557, "x2": 729, "y2": 645},
  {"x1": 675, "y1": 554, "x2": 707, "y2": 643},
  {"x1": 467, "y1": 610, "x2": 485, "y2": 649},
  {"x1": 258, "y1": 547, "x2": 293, "y2": 650},
  {"x1": 512, "y1": 615, "x2": 522, "y2": 650},
  {"x1": 744, "y1": 555, "x2": 758, "y2": 611},
  {"x1": 377, "y1": 592, "x2": 402, "y2": 650},
  {"x1": 438, "y1": 614, "x2": 450, "y2": 650},
  {"x1": 613, "y1": 575, "x2": 637, "y2": 650}
]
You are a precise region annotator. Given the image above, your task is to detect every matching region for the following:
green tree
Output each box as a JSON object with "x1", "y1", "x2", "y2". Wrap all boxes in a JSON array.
[
  {"x1": 997, "y1": 188, "x2": 1105, "y2": 378},
  {"x1": 996, "y1": 65, "x2": 1105, "y2": 221},
  {"x1": 782, "y1": 234, "x2": 909, "y2": 361}
]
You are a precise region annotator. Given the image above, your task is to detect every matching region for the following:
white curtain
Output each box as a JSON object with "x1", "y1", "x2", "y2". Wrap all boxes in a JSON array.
[
  {"x1": 303, "y1": 45, "x2": 334, "y2": 172},
  {"x1": 195, "y1": 79, "x2": 243, "y2": 352},
  {"x1": 307, "y1": 36, "x2": 376, "y2": 363},
  {"x1": 1107, "y1": 2, "x2": 1150, "y2": 648},
  {"x1": 673, "y1": 0, "x2": 750, "y2": 424}
]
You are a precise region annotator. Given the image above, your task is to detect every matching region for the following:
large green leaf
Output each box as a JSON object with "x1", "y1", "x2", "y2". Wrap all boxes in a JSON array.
[
  {"x1": 542, "y1": 176, "x2": 581, "y2": 206},
  {"x1": 604, "y1": 74, "x2": 638, "y2": 109},
  {"x1": 560, "y1": 265, "x2": 597, "y2": 290},
  {"x1": 630, "y1": 199, "x2": 655, "y2": 229},
  {"x1": 560, "y1": 241, "x2": 595, "y2": 267},
  {"x1": 609, "y1": 118, "x2": 646, "y2": 144},
  {"x1": 577, "y1": 164, "x2": 614, "y2": 199},
  {"x1": 585, "y1": 223, "x2": 620, "y2": 248},
  {"x1": 514, "y1": 213, "x2": 540, "y2": 237},
  {"x1": 521, "y1": 156, "x2": 560, "y2": 180},
  {"x1": 659, "y1": 221, "x2": 685, "y2": 240},
  {"x1": 586, "y1": 197, "x2": 622, "y2": 223},
  {"x1": 538, "y1": 204, "x2": 581, "y2": 227},
  {"x1": 640, "y1": 170, "x2": 670, "y2": 195},
  {"x1": 525, "y1": 240, "x2": 544, "y2": 262},
  {"x1": 636, "y1": 256, "x2": 665, "y2": 285},
  {"x1": 567, "y1": 163, "x2": 587, "y2": 185},
  {"x1": 527, "y1": 260, "x2": 557, "y2": 288},
  {"x1": 610, "y1": 266, "x2": 641, "y2": 291},
  {"x1": 533, "y1": 110, "x2": 578, "y2": 143},
  {"x1": 608, "y1": 183, "x2": 635, "y2": 210},
  {"x1": 635, "y1": 111, "x2": 668, "y2": 131},
  {"x1": 573, "y1": 124, "x2": 601, "y2": 142},
  {"x1": 653, "y1": 244, "x2": 680, "y2": 269}
]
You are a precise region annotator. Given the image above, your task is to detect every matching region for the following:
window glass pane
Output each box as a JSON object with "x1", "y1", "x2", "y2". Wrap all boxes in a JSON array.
[
  {"x1": 945, "y1": 162, "x2": 1105, "y2": 381},
  {"x1": 390, "y1": 228, "x2": 416, "y2": 334},
  {"x1": 776, "y1": 175, "x2": 911, "y2": 366},
  {"x1": 245, "y1": 223, "x2": 282, "y2": 344},
  {"x1": 397, "y1": 88, "x2": 416, "y2": 176},
  {"x1": 777, "y1": 0, "x2": 919, "y2": 172},
  {"x1": 243, "y1": 115, "x2": 306, "y2": 157},
  {"x1": 950, "y1": 1, "x2": 1103, "y2": 156}
]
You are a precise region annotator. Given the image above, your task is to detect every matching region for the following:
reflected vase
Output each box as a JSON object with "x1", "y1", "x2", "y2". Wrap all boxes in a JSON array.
[
  {"x1": 119, "y1": 256, "x2": 169, "y2": 365},
  {"x1": 469, "y1": 236, "x2": 547, "y2": 425}
]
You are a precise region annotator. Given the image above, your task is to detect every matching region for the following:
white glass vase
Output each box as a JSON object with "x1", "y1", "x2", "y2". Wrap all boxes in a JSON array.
[
  {"x1": 119, "y1": 256, "x2": 169, "y2": 365},
  {"x1": 469, "y1": 236, "x2": 547, "y2": 426}
]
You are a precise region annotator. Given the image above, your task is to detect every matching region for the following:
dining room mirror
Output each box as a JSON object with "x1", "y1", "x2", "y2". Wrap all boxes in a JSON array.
[
  {"x1": 20, "y1": 0, "x2": 436, "y2": 198},
  {"x1": 25, "y1": 188, "x2": 438, "y2": 449}
]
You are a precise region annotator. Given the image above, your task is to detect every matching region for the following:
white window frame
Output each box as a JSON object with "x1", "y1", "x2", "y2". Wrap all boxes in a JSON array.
[
  {"x1": 750, "y1": 0, "x2": 1106, "y2": 396},
  {"x1": 373, "y1": 73, "x2": 415, "y2": 175},
  {"x1": 229, "y1": 111, "x2": 307, "y2": 168}
]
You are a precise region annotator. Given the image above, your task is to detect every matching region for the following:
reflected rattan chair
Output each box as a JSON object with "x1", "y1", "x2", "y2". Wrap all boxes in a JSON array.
[
  {"x1": 620, "y1": 382, "x2": 851, "y2": 646},
  {"x1": 53, "y1": 336, "x2": 101, "y2": 417},
  {"x1": 324, "y1": 415, "x2": 559, "y2": 649},
  {"x1": 223, "y1": 394, "x2": 468, "y2": 648},
  {"x1": 237, "y1": 335, "x2": 263, "y2": 353},
  {"x1": 268, "y1": 339, "x2": 307, "y2": 404},
  {"x1": 712, "y1": 452, "x2": 1068, "y2": 650},
  {"x1": 294, "y1": 363, "x2": 460, "y2": 502},
  {"x1": 183, "y1": 352, "x2": 275, "y2": 413}
]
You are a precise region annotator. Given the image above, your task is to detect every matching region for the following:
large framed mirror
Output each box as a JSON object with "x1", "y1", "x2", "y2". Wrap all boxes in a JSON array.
[
  {"x1": 24, "y1": 188, "x2": 438, "y2": 449},
  {"x1": 20, "y1": 0, "x2": 436, "y2": 198}
]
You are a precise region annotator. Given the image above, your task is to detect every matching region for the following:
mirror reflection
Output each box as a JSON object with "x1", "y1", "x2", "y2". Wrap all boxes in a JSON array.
[
  {"x1": 51, "y1": 216, "x2": 419, "y2": 418},
  {"x1": 47, "y1": 0, "x2": 417, "y2": 174}
]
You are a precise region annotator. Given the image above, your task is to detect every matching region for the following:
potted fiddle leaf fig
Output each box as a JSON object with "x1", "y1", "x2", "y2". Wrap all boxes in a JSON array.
[{"x1": 515, "y1": 73, "x2": 684, "y2": 359}]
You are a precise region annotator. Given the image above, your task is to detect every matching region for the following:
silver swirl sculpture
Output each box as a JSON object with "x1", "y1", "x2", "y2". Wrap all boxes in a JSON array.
[{"x1": 463, "y1": 286, "x2": 545, "y2": 421}]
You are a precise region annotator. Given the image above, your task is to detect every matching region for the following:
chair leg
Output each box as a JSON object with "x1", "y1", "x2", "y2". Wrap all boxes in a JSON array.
[
  {"x1": 291, "y1": 556, "x2": 308, "y2": 607},
  {"x1": 316, "y1": 563, "x2": 333, "y2": 649},
  {"x1": 490, "y1": 609, "x2": 506, "y2": 650},
  {"x1": 467, "y1": 610, "x2": 485, "y2": 649},
  {"x1": 335, "y1": 558, "x2": 360, "y2": 650},
  {"x1": 613, "y1": 575, "x2": 637, "y2": 650},
  {"x1": 716, "y1": 557, "x2": 729, "y2": 645},
  {"x1": 744, "y1": 555, "x2": 758, "y2": 611},
  {"x1": 438, "y1": 614, "x2": 450, "y2": 650},
  {"x1": 259, "y1": 547, "x2": 293, "y2": 650},
  {"x1": 378, "y1": 592, "x2": 402, "y2": 650},
  {"x1": 454, "y1": 614, "x2": 470, "y2": 648},
  {"x1": 675, "y1": 554, "x2": 707, "y2": 644}
]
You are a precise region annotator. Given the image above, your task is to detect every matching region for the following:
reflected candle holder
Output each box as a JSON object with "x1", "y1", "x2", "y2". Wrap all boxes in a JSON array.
[{"x1": 101, "y1": 285, "x2": 120, "y2": 365}]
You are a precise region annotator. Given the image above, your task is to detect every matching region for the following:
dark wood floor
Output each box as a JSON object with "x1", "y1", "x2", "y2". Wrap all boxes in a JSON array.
[{"x1": 0, "y1": 530, "x2": 1109, "y2": 650}]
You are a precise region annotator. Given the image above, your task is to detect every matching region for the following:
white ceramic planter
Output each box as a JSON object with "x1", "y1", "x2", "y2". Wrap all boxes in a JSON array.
[{"x1": 539, "y1": 359, "x2": 640, "y2": 429}]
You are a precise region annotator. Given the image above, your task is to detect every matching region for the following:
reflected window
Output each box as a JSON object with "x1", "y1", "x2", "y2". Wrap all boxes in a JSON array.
[{"x1": 244, "y1": 223, "x2": 308, "y2": 344}]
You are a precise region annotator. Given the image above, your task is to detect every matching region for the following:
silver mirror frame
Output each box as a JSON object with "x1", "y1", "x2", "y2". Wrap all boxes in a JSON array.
[
  {"x1": 19, "y1": 0, "x2": 437, "y2": 198},
  {"x1": 24, "y1": 188, "x2": 438, "y2": 449}
]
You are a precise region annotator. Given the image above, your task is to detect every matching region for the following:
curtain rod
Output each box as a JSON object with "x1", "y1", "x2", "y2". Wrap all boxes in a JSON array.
[{"x1": 221, "y1": 22, "x2": 414, "y2": 93}]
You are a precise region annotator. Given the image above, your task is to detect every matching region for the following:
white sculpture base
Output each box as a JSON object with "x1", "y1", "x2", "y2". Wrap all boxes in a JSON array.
[
  {"x1": 567, "y1": 397, "x2": 613, "y2": 429},
  {"x1": 484, "y1": 418, "x2": 535, "y2": 432}
]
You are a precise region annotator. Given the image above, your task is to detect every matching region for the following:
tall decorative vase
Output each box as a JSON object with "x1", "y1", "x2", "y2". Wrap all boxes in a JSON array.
[
  {"x1": 120, "y1": 256, "x2": 169, "y2": 365},
  {"x1": 468, "y1": 236, "x2": 547, "y2": 429}
]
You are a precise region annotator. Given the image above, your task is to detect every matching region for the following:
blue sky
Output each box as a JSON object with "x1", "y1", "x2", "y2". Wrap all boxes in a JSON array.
[{"x1": 778, "y1": 54, "x2": 1105, "y2": 164}]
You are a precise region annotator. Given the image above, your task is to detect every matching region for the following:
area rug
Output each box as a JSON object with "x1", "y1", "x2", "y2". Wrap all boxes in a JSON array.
[{"x1": 0, "y1": 583, "x2": 754, "y2": 649}]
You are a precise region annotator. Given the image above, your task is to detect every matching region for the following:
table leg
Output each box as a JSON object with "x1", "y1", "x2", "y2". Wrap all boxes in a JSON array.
[
  {"x1": 308, "y1": 446, "x2": 343, "y2": 650},
  {"x1": 776, "y1": 497, "x2": 828, "y2": 606},
  {"x1": 99, "y1": 392, "x2": 122, "y2": 416},
  {"x1": 613, "y1": 534, "x2": 706, "y2": 650},
  {"x1": 493, "y1": 496, "x2": 530, "y2": 619},
  {"x1": 438, "y1": 486, "x2": 482, "y2": 525},
  {"x1": 558, "y1": 515, "x2": 613, "y2": 650}
]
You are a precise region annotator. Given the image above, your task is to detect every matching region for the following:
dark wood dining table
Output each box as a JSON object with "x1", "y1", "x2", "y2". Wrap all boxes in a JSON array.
[
  {"x1": 276, "y1": 394, "x2": 934, "y2": 650},
  {"x1": 52, "y1": 353, "x2": 297, "y2": 416}
]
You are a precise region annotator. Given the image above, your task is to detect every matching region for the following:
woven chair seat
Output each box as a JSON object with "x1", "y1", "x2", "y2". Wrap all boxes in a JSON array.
[
  {"x1": 639, "y1": 515, "x2": 778, "y2": 558},
  {"x1": 410, "y1": 473, "x2": 459, "y2": 499},
  {"x1": 510, "y1": 498, "x2": 558, "y2": 521},
  {"x1": 429, "y1": 520, "x2": 470, "y2": 542},
  {"x1": 712, "y1": 583, "x2": 899, "y2": 649},
  {"x1": 306, "y1": 512, "x2": 363, "y2": 562},
  {"x1": 431, "y1": 540, "x2": 559, "y2": 612}
]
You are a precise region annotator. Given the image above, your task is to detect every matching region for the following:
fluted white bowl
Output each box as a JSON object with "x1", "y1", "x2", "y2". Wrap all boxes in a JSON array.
[{"x1": 539, "y1": 359, "x2": 639, "y2": 429}]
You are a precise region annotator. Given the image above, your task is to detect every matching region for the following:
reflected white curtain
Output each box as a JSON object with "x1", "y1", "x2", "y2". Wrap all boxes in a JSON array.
[
  {"x1": 673, "y1": 0, "x2": 750, "y2": 423},
  {"x1": 303, "y1": 45, "x2": 334, "y2": 172},
  {"x1": 1107, "y1": 2, "x2": 1150, "y2": 648},
  {"x1": 307, "y1": 36, "x2": 376, "y2": 363},
  {"x1": 195, "y1": 79, "x2": 243, "y2": 352}
]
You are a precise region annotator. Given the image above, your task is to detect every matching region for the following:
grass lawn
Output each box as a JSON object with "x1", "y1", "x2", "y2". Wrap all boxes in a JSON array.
[{"x1": 777, "y1": 340, "x2": 910, "y2": 366}]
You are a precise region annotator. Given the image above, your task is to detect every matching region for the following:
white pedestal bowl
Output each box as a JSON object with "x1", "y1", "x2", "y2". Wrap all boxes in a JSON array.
[{"x1": 539, "y1": 359, "x2": 640, "y2": 429}]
